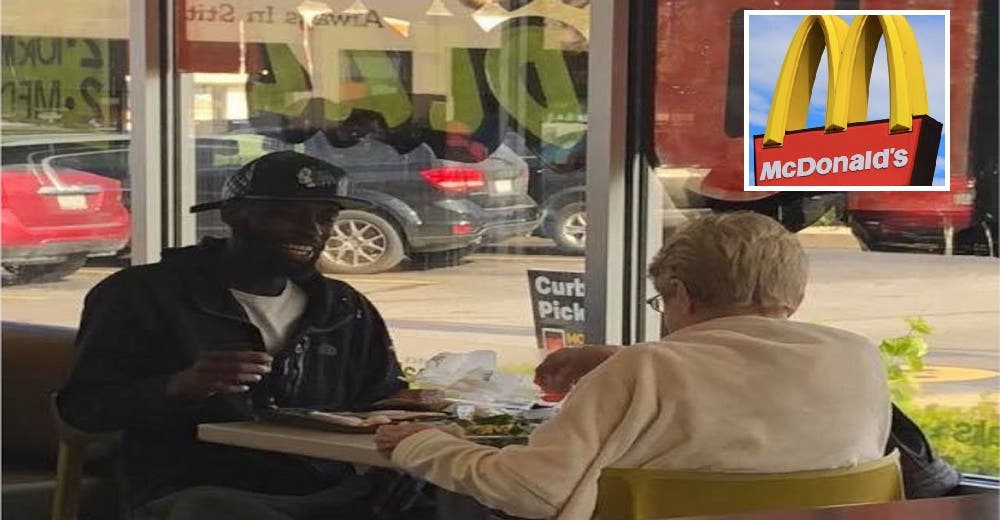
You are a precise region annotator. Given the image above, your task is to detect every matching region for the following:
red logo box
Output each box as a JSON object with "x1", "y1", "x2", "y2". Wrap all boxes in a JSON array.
[{"x1": 754, "y1": 115, "x2": 942, "y2": 188}]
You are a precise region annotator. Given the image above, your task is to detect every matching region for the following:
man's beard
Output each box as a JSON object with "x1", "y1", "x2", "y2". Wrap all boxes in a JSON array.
[
  {"x1": 274, "y1": 256, "x2": 318, "y2": 278},
  {"x1": 233, "y1": 234, "x2": 321, "y2": 279}
]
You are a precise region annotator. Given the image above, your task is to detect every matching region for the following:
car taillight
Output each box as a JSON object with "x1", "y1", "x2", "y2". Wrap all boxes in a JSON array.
[
  {"x1": 954, "y1": 179, "x2": 976, "y2": 206},
  {"x1": 451, "y1": 224, "x2": 474, "y2": 235},
  {"x1": 420, "y1": 168, "x2": 486, "y2": 193}
]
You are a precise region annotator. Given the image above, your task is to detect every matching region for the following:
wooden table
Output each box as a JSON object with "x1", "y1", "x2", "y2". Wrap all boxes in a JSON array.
[
  {"x1": 198, "y1": 421, "x2": 393, "y2": 469},
  {"x1": 200, "y1": 422, "x2": 997, "y2": 520},
  {"x1": 199, "y1": 421, "x2": 509, "y2": 519}
]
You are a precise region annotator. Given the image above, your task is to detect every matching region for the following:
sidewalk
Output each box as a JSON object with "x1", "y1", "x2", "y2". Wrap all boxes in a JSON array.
[
  {"x1": 797, "y1": 226, "x2": 860, "y2": 250},
  {"x1": 914, "y1": 392, "x2": 1000, "y2": 409},
  {"x1": 492, "y1": 225, "x2": 863, "y2": 254}
]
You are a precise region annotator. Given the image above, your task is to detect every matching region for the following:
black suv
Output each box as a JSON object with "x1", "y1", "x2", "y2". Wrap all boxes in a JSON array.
[
  {"x1": 198, "y1": 131, "x2": 540, "y2": 273},
  {"x1": 3, "y1": 132, "x2": 540, "y2": 275}
]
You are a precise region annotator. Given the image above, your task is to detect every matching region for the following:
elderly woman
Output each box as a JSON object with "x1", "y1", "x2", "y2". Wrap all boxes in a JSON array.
[{"x1": 375, "y1": 212, "x2": 891, "y2": 519}]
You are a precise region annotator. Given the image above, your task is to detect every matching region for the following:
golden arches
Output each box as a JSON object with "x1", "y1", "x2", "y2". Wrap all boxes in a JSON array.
[{"x1": 763, "y1": 14, "x2": 929, "y2": 147}]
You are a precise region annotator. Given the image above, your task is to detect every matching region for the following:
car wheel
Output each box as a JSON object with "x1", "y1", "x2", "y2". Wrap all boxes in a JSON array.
[
  {"x1": 1, "y1": 254, "x2": 88, "y2": 285},
  {"x1": 551, "y1": 201, "x2": 586, "y2": 254},
  {"x1": 318, "y1": 210, "x2": 405, "y2": 275}
]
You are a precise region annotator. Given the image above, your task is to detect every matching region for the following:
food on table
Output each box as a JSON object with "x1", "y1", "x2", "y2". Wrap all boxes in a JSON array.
[
  {"x1": 370, "y1": 396, "x2": 452, "y2": 412},
  {"x1": 457, "y1": 414, "x2": 535, "y2": 437},
  {"x1": 374, "y1": 410, "x2": 449, "y2": 421},
  {"x1": 307, "y1": 411, "x2": 392, "y2": 428}
]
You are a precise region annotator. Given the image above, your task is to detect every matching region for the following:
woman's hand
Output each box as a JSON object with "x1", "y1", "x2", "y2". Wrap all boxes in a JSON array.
[
  {"x1": 375, "y1": 423, "x2": 436, "y2": 458},
  {"x1": 534, "y1": 345, "x2": 620, "y2": 396}
]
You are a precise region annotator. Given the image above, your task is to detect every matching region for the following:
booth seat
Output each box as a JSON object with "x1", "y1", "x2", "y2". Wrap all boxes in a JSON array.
[{"x1": 1, "y1": 322, "x2": 120, "y2": 520}]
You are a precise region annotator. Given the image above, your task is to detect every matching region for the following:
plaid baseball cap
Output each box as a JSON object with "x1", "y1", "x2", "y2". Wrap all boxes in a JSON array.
[{"x1": 189, "y1": 150, "x2": 372, "y2": 213}]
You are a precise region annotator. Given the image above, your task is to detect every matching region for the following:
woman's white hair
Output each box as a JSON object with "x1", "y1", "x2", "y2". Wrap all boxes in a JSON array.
[{"x1": 648, "y1": 211, "x2": 808, "y2": 315}]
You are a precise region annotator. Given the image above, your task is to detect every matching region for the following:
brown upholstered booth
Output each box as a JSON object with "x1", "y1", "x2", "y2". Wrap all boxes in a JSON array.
[{"x1": 1, "y1": 322, "x2": 120, "y2": 520}]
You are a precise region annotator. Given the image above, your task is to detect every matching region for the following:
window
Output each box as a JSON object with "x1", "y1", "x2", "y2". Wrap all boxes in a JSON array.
[
  {"x1": 723, "y1": 10, "x2": 745, "y2": 138},
  {"x1": 175, "y1": 1, "x2": 593, "y2": 378},
  {"x1": 0, "y1": 0, "x2": 132, "y2": 323},
  {"x1": 652, "y1": 0, "x2": 999, "y2": 476}
]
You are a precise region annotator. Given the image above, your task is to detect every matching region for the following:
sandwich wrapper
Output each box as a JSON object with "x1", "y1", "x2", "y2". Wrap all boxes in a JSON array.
[{"x1": 407, "y1": 350, "x2": 543, "y2": 414}]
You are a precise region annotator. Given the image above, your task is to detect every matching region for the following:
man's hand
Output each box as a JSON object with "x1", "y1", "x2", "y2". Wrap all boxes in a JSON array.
[
  {"x1": 374, "y1": 423, "x2": 436, "y2": 458},
  {"x1": 165, "y1": 351, "x2": 273, "y2": 400},
  {"x1": 534, "y1": 345, "x2": 620, "y2": 396}
]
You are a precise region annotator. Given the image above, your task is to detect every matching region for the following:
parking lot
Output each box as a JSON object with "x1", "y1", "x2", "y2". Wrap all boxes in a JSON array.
[{"x1": 3, "y1": 232, "x2": 998, "y2": 407}]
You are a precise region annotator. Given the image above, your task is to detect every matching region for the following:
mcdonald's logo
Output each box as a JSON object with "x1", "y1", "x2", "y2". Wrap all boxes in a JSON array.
[{"x1": 749, "y1": 13, "x2": 947, "y2": 190}]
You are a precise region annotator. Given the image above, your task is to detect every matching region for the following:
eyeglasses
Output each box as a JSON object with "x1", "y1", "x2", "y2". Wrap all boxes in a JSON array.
[{"x1": 646, "y1": 294, "x2": 665, "y2": 314}]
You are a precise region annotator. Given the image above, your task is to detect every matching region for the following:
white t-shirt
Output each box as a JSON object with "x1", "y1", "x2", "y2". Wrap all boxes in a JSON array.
[{"x1": 230, "y1": 280, "x2": 308, "y2": 354}]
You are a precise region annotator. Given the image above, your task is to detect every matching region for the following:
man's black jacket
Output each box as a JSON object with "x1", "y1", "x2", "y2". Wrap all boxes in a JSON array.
[{"x1": 58, "y1": 239, "x2": 406, "y2": 506}]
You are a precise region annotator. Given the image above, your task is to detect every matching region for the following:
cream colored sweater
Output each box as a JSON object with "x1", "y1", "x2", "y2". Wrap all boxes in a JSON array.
[{"x1": 391, "y1": 316, "x2": 892, "y2": 519}]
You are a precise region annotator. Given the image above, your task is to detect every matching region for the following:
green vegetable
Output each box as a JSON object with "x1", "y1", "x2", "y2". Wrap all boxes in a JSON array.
[
  {"x1": 457, "y1": 415, "x2": 535, "y2": 437},
  {"x1": 477, "y1": 414, "x2": 516, "y2": 425}
]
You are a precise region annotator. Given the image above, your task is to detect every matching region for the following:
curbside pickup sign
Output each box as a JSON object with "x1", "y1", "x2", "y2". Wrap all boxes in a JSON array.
[
  {"x1": 527, "y1": 270, "x2": 585, "y2": 352},
  {"x1": 746, "y1": 12, "x2": 949, "y2": 191}
]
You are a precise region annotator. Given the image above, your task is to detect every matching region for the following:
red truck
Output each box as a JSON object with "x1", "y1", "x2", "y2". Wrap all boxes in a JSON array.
[{"x1": 655, "y1": 0, "x2": 997, "y2": 256}]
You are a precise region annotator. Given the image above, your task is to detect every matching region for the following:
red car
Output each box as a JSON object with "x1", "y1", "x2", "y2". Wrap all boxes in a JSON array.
[{"x1": 2, "y1": 163, "x2": 130, "y2": 284}]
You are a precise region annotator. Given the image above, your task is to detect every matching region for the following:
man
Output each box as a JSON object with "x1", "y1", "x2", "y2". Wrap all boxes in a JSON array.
[
  {"x1": 59, "y1": 151, "x2": 413, "y2": 519},
  {"x1": 375, "y1": 212, "x2": 891, "y2": 519}
]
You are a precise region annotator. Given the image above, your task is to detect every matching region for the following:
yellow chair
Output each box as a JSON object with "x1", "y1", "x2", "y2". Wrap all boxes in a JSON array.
[{"x1": 595, "y1": 452, "x2": 903, "y2": 520}]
